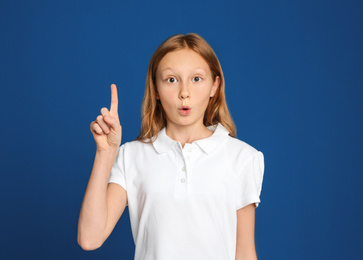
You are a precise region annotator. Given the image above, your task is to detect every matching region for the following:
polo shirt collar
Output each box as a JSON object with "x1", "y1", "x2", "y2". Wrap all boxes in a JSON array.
[
  {"x1": 194, "y1": 124, "x2": 230, "y2": 154},
  {"x1": 152, "y1": 127, "x2": 177, "y2": 154},
  {"x1": 152, "y1": 123, "x2": 230, "y2": 155}
]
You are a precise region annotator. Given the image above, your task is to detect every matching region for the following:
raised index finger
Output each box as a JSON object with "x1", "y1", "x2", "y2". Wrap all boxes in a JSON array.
[{"x1": 110, "y1": 84, "x2": 118, "y2": 115}]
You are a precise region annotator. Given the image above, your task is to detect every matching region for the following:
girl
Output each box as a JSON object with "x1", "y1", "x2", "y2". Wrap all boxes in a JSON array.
[{"x1": 78, "y1": 33, "x2": 265, "y2": 260}]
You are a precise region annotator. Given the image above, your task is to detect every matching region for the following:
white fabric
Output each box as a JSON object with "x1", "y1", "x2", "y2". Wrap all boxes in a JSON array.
[{"x1": 109, "y1": 123, "x2": 264, "y2": 260}]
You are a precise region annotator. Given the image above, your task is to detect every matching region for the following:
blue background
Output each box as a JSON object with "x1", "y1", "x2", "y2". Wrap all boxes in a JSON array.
[{"x1": 1, "y1": 0, "x2": 362, "y2": 259}]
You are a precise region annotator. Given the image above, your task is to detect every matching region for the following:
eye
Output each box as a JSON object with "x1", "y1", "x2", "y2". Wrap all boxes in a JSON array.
[
  {"x1": 192, "y1": 76, "x2": 202, "y2": 82},
  {"x1": 166, "y1": 77, "x2": 177, "y2": 83}
]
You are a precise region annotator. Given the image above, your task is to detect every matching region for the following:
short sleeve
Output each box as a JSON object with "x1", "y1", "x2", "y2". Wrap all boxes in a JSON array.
[
  {"x1": 236, "y1": 151, "x2": 265, "y2": 210},
  {"x1": 109, "y1": 144, "x2": 127, "y2": 193}
]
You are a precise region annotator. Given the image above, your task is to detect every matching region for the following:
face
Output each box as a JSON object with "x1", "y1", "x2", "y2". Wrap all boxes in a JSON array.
[{"x1": 155, "y1": 48, "x2": 220, "y2": 130}]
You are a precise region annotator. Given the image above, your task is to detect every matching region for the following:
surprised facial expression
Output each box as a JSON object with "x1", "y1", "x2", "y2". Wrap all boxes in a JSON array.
[{"x1": 155, "y1": 49, "x2": 220, "y2": 129}]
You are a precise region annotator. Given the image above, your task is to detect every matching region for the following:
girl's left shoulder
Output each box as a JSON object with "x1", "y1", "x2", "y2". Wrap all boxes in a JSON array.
[
  {"x1": 223, "y1": 135, "x2": 262, "y2": 158},
  {"x1": 211, "y1": 123, "x2": 262, "y2": 158}
]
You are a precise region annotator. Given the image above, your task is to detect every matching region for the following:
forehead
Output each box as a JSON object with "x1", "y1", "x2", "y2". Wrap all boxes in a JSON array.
[{"x1": 157, "y1": 49, "x2": 210, "y2": 73}]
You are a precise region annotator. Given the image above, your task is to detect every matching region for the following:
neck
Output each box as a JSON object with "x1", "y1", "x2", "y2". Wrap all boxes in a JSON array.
[{"x1": 165, "y1": 122, "x2": 213, "y2": 148}]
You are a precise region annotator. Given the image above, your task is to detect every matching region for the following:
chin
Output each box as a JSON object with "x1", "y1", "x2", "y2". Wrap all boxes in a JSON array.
[{"x1": 170, "y1": 119, "x2": 200, "y2": 128}]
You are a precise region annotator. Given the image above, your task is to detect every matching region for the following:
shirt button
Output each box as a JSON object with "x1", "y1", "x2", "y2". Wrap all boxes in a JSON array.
[
  {"x1": 185, "y1": 156, "x2": 190, "y2": 160},
  {"x1": 188, "y1": 148, "x2": 193, "y2": 152},
  {"x1": 182, "y1": 167, "x2": 186, "y2": 171},
  {"x1": 180, "y1": 178, "x2": 185, "y2": 183}
]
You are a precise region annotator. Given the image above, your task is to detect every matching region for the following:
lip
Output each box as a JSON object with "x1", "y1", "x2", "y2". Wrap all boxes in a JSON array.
[{"x1": 179, "y1": 106, "x2": 191, "y2": 116}]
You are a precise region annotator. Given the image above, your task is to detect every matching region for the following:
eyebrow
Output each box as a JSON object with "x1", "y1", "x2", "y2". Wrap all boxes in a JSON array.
[
  {"x1": 159, "y1": 67, "x2": 208, "y2": 73},
  {"x1": 159, "y1": 67, "x2": 173, "y2": 73}
]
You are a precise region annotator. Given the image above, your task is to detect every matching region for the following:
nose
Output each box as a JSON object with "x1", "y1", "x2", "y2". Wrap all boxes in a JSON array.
[
  {"x1": 180, "y1": 93, "x2": 189, "y2": 99},
  {"x1": 179, "y1": 82, "x2": 190, "y2": 100}
]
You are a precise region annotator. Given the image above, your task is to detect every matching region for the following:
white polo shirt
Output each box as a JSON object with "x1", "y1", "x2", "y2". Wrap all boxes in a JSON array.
[{"x1": 109, "y1": 123, "x2": 264, "y2": 260}]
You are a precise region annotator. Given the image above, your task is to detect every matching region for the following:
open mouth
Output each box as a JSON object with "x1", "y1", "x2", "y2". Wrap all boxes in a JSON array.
[{"x1": 179, "y1": 106, "x2": 191, "y2": 115}]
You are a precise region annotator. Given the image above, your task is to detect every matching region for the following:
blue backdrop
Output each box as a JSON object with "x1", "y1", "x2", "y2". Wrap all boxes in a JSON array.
[{"x1": 1, "y1": 0, "x2": 362, "y2": 259}]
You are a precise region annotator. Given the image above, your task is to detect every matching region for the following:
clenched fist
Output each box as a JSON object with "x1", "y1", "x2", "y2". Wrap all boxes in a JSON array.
[{"x1": 90, "y1": 84, "x2": 122, "y2": 151}]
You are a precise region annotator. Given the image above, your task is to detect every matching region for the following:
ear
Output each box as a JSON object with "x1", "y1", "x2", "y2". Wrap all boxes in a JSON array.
[
  {"x1": 210, "y1": 76, "x2": 220, "y2": 97},
  {"x1": 156, "y1": 91, "x2": 160, "y2": 100}
]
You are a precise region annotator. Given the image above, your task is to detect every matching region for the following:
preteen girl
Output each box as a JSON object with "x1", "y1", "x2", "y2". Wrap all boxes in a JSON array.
[{"x1": 78, "y1": 33, "x2": 265, "y2": 260}]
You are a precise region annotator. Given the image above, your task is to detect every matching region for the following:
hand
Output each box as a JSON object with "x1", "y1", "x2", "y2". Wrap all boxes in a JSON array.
[{"x1": 90, "y1": 84, "x2": 122, "y2": 151}]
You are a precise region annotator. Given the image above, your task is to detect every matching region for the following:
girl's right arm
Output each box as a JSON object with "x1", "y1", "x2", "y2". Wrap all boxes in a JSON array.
[{"x1": 77, "y1": 84, "x2": 127, "y2": 251}]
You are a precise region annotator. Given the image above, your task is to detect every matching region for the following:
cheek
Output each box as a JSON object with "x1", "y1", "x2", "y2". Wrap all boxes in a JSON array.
[
  {"x1": 158, "y1": 89, "x2": 173, "y2": 103},
  {"x1": 158, "y1": 91, "x2": 175, "y2": 110},
  {"x1": 194, "y1": 87, "x2": 213, "y2": 101}
]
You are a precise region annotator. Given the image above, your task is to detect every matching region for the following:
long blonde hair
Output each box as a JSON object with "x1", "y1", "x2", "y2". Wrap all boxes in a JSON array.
[{"x1": 136, "y1": 33, "x2": 236, "y2": 142}]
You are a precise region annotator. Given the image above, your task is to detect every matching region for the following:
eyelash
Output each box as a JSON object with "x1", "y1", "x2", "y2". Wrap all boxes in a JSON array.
[{"x1": 165, "y1": 77, "x2": 203, "y2": 83}]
